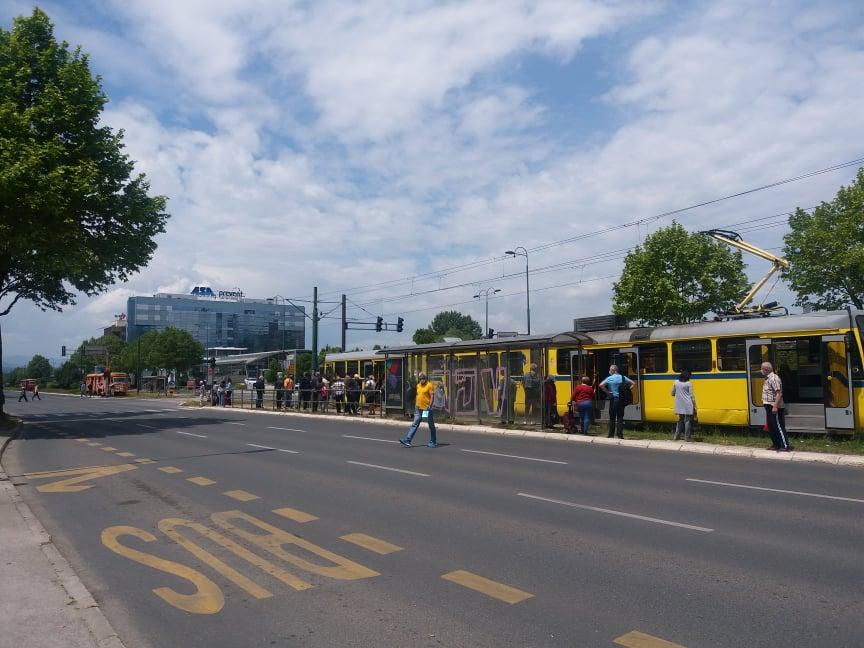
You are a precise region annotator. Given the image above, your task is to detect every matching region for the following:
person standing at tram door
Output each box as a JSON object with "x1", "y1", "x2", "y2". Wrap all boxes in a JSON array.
[
  {"x1": 671, "y1": 369, "x2": 696, "y2": 441},
  {"x1": 570, "y1": 376, "x2": 595, "y2": 435},
  {"x1": 599, "y1": 364, "x2": 633, "y2": 439},
  {"x1": 542, "y1": 376, "x2": 557, "y2": 428},
  {"x1": 761, "y1": 362, "x2": 792, "y2": 451}
]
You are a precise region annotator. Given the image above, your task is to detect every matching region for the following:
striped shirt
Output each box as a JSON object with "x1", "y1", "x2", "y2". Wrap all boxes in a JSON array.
[{"x1": 761, "y1": 372, "x2": 782, "y2": 405}]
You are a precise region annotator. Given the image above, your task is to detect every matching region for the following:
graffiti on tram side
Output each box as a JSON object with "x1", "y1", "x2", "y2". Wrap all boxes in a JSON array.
[{"x1": 427, "y1": 367, "x2": 512, "y2": 418}]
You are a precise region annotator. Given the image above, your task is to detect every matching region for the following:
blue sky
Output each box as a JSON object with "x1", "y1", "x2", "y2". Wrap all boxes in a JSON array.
[{"x1": 2, "y1": 0, "x2": 864, "y2": 367}]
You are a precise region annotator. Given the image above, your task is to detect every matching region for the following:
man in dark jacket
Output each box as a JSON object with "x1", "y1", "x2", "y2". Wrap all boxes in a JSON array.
[
  {"x1": 299, "y1": 373, "x2": 311, "y2": 410},
  {"x1": 310, "y1": 372, "x2": 321, "y2": 412},
  {"x1": 254, "y1": 375, "x2": 265, "y2": 409}
]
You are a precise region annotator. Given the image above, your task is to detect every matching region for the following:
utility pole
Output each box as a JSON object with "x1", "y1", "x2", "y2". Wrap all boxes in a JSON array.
[
  {"x1": 136, "y1": 337, "x2": 141, "y2": 394},
  {"x1": 312, "y1": 286, "x2": 319, "y2": 374},
  {"x1": 341, "y1": 294, "x2": 347, "y2": 352}
]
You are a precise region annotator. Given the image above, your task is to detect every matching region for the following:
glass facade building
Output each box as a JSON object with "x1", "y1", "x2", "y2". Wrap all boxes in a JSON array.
[{"x1": 126, "y1": 293, "x2": 305, "y2": 352}]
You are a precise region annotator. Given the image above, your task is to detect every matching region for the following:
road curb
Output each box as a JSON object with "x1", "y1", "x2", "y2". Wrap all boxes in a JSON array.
[
  {"x1": 0, "y1": 439, "x2": 126, "y2": 648},
  {"x1": 178, "y1": 404, "x2": 864, "y2": 468}
]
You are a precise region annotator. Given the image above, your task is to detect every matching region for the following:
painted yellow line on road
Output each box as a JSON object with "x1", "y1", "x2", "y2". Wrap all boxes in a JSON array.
[
  {"x1": 614, "y1": 630, "x2": 686, "y2": 648},
  {"x1": 100, "y1": 447, "x2": 118, "y2": 452},
  {"x1": 187, "y1": 477, "x2": 216, "y2": 486},
  {"x1": 117, "y1": 452, "x2": 135, "y2": 458},
  {"x1": 158, "y1": 466, "x2": 183, "y2": 474},
  {"x1": 135, "y1": 458, "x2": 156, "y2": 465},
  {"x1": 272, "y1": 507, "x2": 318, "y2": 523},
  {"x1": 441, "y1": 570, "x2": 533, "y2": 604},
  {"x1": 223, "y1": 490, "x2": 260, "y2": 502},
  {"x1": 26, "y1": 464, "x2": 138, "y2": 493},
  {"x1": 340, "y1": 533, "x2": 403, "y2": 555}
]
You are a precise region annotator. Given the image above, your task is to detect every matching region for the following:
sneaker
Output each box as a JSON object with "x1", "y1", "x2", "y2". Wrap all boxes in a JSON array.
[
  {"x1": 426, "y1": 442, "x2": 438, "y2": 448},
  {"x1": 399, "y1": 439, "x2": 411, "y2": 447}
]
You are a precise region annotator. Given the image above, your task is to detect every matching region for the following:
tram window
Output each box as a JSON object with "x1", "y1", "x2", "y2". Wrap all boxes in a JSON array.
[
  {"x1": 556, "y1": 349, "x2": 576, "y2": 375},
  {"x1": 717, "y1": 338, "x2": 746, "y2": 371},
  {"x1": 851, "y1": 336, "x2": 863, "y2": 380},
  {"x1": 672, "y1": 339, "x2": 712, "y2": 372},
  {"x1": 638, "y1": 344, "x2": 668, "y2": 374}
]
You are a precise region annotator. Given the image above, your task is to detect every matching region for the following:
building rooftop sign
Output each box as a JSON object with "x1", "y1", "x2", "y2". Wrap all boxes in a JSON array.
[{"x1": 190, "y1": 286, "x2": 244, "y2": 300}]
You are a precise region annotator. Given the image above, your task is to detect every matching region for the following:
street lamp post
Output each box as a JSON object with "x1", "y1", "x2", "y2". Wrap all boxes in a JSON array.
[
  {"x1": 505, "y1": 247, "x2": 530, "y2": 335},
  {"x1": 473, "y1": 287, "x2": 501, "y2": 338}
]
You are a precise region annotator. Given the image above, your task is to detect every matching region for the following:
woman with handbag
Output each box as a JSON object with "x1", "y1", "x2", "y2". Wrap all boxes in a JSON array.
[{"x1": 671, "y1": 369, "x2": 697, "y2": 441}]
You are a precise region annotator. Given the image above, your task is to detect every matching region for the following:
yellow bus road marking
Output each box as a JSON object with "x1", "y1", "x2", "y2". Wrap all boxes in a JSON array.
[
  {"x1": 135, "y1": 458, "x2": 156, "y2": 464},
  {"x1": 25, "y1": 464, "x2": 138, "y2": 493},
  {"x1": 272, "y1": 507, "x2": 318, "y2": 523},
  {"x1": 224, "y1": 490, "x2": 260, "y2": 502},
  {"x1": 340, "y1": 533, "x2": 403, "y2": 555},
  {"x1": 441, "y1": 570, "x2": 533, "y2": 604},
  {"x1": 158, "y1": 466, "x2": 183, "y2": 474},
  {"x1": 614, "y1": 630, "x2": 686, "y2": 648},
  {"x1": 100, "y1": 447, "x2": 119, "y2": 452},
  {"x1": 117, "y1": 452, "x2": 135, "y2": 458},
  {"x1": 187, "y1": 477, "x2": 216, "y2": 486}
]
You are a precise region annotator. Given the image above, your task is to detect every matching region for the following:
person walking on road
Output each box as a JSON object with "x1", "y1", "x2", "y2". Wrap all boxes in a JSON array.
[
  {"x1": 671, "y1": 369, "x2": 697, "y2": 442},
  {"x1": 31, "y1": 384, "x2": 41, "y2": 400},
  {"x1": 400, "y1": 372, "x2": 438, "y2": 448},
  {"x1": 570, "y1": 376, "x2": 594, "y2": 435},
  {"x1": 599, "y1": 365, "x2": 633, "y2": 439},
  {"x1": 17, "y1": 384, "x2": 28, "y2": 402},
  {"x1": 79, "y1": 381, "x2": 85, "y2": 398},
  {"x1": 761, "y1": 362, "x2": 791, "y2": 451}
]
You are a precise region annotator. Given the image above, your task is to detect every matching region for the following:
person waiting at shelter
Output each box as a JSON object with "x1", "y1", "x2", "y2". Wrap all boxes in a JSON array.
[
  {"x1": 542, "y1": 376, "x2": 557, "y2": 428},
  {"x1": 761, "y1": 362, "x2": 792, "y2": 451},
  {"x1": 254, "y1": 374, "x2": 265, "y2": 408},
  {"x1": 275, "y1": 372, "x2": 284, "y2": 409},
  {"x1": 671, "y1": 369, "x2": 697, "y2": 442},
  {"x1": 570, "y1": 376, "x2": 594, "y2": 435},
  {"x1": 331, "y1": 375, "x2": 346, "y2": 413},
  {"x1": 225, "y1": 378, "x2": 233, "y2": 406},
  {"x1": 599, "y1": 364, "x2": 633, "y2": 439},
  {"x1": 299, "y1": 373, "x2": 311, "y2": 410},
  {"x1": 283, "y1": 374, "x2": 294, "y2": 409}
]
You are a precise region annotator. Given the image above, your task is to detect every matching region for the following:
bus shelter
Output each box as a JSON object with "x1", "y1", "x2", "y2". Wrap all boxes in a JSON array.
[{"x1": 381, "y1": 332, "x2": 590, "y2": 425}]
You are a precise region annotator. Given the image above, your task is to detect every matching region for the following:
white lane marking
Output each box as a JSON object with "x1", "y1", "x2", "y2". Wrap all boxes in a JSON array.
[
  {"x1": 517, "y1": 493, "x2": 714, "y2": 533},
  {"x1": 267, "y1": 426, "x2": 307, "y2": 433},
  {"x1": 247, "y1": 443, "x2": 298, "y2": 454},
  {"x1": 461, "y1": 449, "x2": 567, "y2": 465},
  {"x1": 347, "y1": 461, "x2": 429, "y2": 477},
  {"x1": 227, "y1": 422, "x2": 246, "y2": 426},
  {"x1": 686, "y1": 478, "x2": 864, "y2": 504},
  {"x1": 343, "y1": 435, "x2": 398, "y2": 444},
  {"x1": 176, "y1": 431, "x2": 208, "y2": 438},
  {"x1": 136, "y1": 424, "x2": 158, "y2": 429},
  {"x1": 146, "y1": 409, "x2": 162, "y2": 413}
]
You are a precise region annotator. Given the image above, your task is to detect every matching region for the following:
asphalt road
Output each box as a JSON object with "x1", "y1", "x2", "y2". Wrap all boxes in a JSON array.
[{"x1": 3, "y1": 392, "x2": 863, "y2": 648}]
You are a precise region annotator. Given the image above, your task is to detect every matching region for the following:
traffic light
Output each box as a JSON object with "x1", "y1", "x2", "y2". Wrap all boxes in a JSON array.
[
  {"x1": 487, "y1": 328, "x2": 495, "y2": 339},
  {"x1": 61, "y1": 345, "x2": 66, "y2": 356},
  {"x1": 396, "y1": 317, "x2": 404, "y2": 332},
  {"x1": 375, "y1": 316, "x2": 383, "y2": 332},
  {"x1": 208, "y1": 357, "x2": 216, "y2": 368}
]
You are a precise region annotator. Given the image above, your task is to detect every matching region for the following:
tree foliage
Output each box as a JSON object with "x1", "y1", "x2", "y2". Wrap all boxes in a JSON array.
[
  {"x1": 782, "y1": 169, "x2": 864, "y2": 310},
  {"x1": 612, "y1": 222, "x2": 749, "y2": 326},
  {"x1": 25, "y1": 354, "x2": 52, "y2": 383},
  {"x1": 0, "y1": 9, "x2": 168, "y2": 411},
  {"x1": 412, "y1": 310, "x2": 482, "y2": 344}
]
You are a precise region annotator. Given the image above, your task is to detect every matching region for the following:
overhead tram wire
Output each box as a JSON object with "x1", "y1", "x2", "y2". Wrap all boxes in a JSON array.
[{"x1": 315, "y1": 158, "x2": 863, "y2": 300}]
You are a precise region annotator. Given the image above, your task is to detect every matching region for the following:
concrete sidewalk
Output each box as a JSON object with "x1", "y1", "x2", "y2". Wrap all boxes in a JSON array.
[
  {"x1": 183, "y1": 403, "x2": 864, "y2": 467},
  {"x1": 0, "y1": 424, "x2": 124, "y2": 648}
]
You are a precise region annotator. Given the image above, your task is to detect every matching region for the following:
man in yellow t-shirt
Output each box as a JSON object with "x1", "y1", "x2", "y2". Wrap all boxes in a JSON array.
[{"x1": 399, "y1": 372, "x2": 438, "y2": 448}]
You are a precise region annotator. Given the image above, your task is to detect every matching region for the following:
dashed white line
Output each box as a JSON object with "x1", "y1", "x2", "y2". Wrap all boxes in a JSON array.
[
  {"x1": 267, "y1": 426, "x2": 307, "y2": 433},
  {"x1": 686, "y1": 478, "x2": 864, "y2": 503},
  {"x1": 136, "y1": 424, "x2": 158, "y2": 429},
  {"x1": 347, "y1": 461, "x2": 429, "y2": 477},
  {"x1": 227, "y1": 422, "x2": 246, "y2": 426},
  {"x1": 247, "y1": 442, "x2": 298, "y2": 454},
  {"x1": 517, "y1": 493, "x2": 714, "y2": 533},
  {"x1": 343, "y1": 435, "x2": 398, "y2": 444},
  {"x1": 461, "y1": 449, "x2": 567, "y2": 465},
  {"x1": 176, "y1": 431, "x2": 208, "y2": 438}
]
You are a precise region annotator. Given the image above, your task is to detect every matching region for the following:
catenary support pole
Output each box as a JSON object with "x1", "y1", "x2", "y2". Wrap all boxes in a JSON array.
[
  {"x1": 312, "y1": 286, "x2": 319, "y2": 374},
  {"x1": 341, "y1": 294, "x2": 347, "y2": 352}
]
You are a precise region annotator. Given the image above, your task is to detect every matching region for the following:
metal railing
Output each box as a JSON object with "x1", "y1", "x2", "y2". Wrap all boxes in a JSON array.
[{"x1": 196, "y1": 387, "x2": 387, "y2": 418}]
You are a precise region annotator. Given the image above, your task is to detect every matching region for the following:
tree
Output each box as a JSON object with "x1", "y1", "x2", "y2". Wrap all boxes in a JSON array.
[
  {"x1": 317, "y1": 345, "x2": 343, "y2": 368},
  {"x1": 412, "y1": 310, "x2": 482, "y2": 344},
  {"x1": 5, "y1": 366, "x2": 25, "y2": 386},
  {"x1": 612, "y1": 222, "x2": 748, "y2": 326},
  {"x1": 0, "y1": 9, "x2": 169, "y2": 413},
  {"x1": 149, "y1": 328, "x2": 203, "y2": 377},
  {"x1": 25, "y1": 354, "x2": 52, "y2": 383},
  {"x1": 265, "y1": 359, "x2": 280, "y2": 384},
  {"x1": 782, "y1": 169, "x2": 864, "y2": 310}
]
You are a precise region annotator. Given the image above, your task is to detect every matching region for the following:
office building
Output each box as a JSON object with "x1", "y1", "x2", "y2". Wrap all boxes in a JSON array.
[{"x1": 126, "y1": 287, "x2": 305, "y2": 352}]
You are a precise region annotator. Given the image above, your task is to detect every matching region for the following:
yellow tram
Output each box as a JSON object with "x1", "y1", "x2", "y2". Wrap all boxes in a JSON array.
[{"x1": 381, "y1": 309, "x2": 863, "y2": 434}]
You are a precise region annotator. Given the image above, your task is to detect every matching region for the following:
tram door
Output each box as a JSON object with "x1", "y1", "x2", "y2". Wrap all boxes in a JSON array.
[
  {"x1": 611, "y1": 347, "x2": 642, "y2": 422},
  {"x1": 745, "y1": 339, "x2": 773, "y2": 428},
  {"x1": 822, "y1": 335, "x2": 854, "y2": 430}
]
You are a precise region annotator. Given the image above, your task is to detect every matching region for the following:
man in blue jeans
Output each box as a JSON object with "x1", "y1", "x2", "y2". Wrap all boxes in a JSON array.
[
  {"x1": 400, "y1": 373, "x2": 437, "y2": 448},
  {"x1": 599, "y1": 365, "x2": 633, "y2": 439}
]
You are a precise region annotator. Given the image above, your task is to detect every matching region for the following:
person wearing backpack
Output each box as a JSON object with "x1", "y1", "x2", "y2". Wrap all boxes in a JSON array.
[{"x1": 599, "y1": 365, "x2": 633, "y2": 439}]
